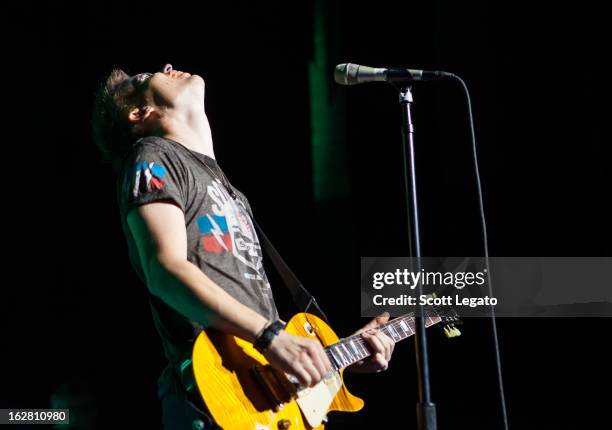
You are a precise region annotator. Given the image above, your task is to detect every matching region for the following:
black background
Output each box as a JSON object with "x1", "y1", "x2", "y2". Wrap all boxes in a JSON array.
[{"x1": 2, "y1": 0, "x2": 610, "y2": 429}]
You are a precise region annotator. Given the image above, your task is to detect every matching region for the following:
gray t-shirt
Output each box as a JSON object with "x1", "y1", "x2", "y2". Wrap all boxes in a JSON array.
[{"x1": 117, "y1": 136, "x2": 278, "y2": 365}]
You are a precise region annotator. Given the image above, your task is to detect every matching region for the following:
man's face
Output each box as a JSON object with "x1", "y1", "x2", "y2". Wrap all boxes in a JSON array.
[{"x1": 134, "y1": 63, "x2": 205, "y2": 111}]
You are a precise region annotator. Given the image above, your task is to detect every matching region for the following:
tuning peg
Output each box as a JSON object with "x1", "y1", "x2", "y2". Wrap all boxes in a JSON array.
[
  {"x1": 443, "y1": 326, "x2": 458, "y2": 338},
  {"x1": 442, "y1": 324, "x2": 462, "y2": 338}
]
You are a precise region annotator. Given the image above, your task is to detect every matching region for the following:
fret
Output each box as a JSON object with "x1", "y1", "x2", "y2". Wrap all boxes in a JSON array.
[
  {"x1": 380, "y1": 325, "x2": 391, "y2": 340},
  {"x1": 326, "y1": 349, "x2": 341, "y2": 369},
  {"x1": 382, "y1": 324, "x2": 395, "y2": 341},
  {"x1": 387, "y1": 323, "x2": 401, "y2": 341},
  {"x1": 395, "y1": 320, "x2": 407, "y2": 337},
  {"x1": 352, "y1": 338, "x2": 368, "y2": 359},
  {"x1": 426, "y1": 315, "x2": 441, "y2": 327},
  {"x1": 350, "y1": 339, "x2": 364, "y2": 359},
  {"x1": 399, "y1": 319, "x2": 412, "y2": 336},
  {"x1": 324, "y1": 312, "x2": 443, "y2": 369},
  {"x1": 336, "y1": 345, "x2": 350, "y2": 367},
  {"x1": 341, "y1": 343, "x2": 355, "y2": 363},
  {"x1": 330, "y1": 346, "x2": 346, "y2": 367}
]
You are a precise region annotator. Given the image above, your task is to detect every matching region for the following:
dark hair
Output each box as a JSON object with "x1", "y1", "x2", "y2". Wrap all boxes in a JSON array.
[{"x1": 91, "y1": 68, "x2": 147, "y2": 168}]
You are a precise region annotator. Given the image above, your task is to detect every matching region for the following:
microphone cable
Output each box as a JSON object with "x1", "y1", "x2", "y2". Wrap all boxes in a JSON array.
[
  {"x1": 344, "y1": 63, "x2": 510, "y2": 428},
  {"x1": 446, "y1": 72, "x2": 510, "y2": 430}
]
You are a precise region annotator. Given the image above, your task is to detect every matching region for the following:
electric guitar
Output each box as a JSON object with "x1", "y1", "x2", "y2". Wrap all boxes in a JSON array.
[{"x1": 192, "y1": 309, "x2": 461, "y2": 430}]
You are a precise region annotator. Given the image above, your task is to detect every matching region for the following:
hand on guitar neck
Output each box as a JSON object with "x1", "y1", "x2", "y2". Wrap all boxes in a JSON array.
[
  {"x1": 345, "y1": 312, "x2": 396, "y2": 373},
  {"x1": 263, "y1": 312, "x2": 396, "y2": 387},
  {"x1": 191, "y1": 310, "x2": 458, "y2": 429}
]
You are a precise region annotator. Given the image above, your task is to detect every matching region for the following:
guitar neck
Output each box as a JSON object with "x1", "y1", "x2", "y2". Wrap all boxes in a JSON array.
[{"x1": 324, "y1": 313, "x2": 441, "y2": 369}]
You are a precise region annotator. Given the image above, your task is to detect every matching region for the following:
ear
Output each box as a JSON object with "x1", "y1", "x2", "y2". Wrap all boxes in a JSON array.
[{"x1": 128, "y1": 106, "x2": 154, "y2": 124}]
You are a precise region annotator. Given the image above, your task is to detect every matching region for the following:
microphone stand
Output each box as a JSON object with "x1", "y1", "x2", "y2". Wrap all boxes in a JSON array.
[{"x1": 398, "y1": 85, "x2": 437, "y2": 430}]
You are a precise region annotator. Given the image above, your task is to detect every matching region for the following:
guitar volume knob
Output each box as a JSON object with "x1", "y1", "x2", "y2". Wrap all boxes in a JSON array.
[{"x1": 277, "y1": 418, "x2": 291, "y2": 429}]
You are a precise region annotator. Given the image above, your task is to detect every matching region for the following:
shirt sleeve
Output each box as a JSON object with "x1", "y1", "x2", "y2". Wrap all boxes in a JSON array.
[{"x1": 118, "y1": 143, "x2": 188, "y2": 214}]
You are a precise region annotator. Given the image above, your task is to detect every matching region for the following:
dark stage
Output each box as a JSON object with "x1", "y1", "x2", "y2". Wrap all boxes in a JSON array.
[{"x1": 2, "y1": 1, "x2": 610, "y2": 429}]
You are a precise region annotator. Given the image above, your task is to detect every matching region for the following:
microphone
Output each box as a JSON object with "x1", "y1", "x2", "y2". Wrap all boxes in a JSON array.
[{"x1": 334, "y1": 63, "x2": 450, "y2": 85}]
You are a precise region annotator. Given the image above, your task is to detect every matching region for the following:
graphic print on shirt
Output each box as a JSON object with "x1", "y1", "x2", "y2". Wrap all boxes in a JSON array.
[
  {"x1": 197, "y1": 214, "x2": 233, "y2": 253},
  {"x1": 196, "y1": 179, "x2": 273, "y2": 307},
  {"x1": 132, "y1": 162, "x2": 167, "y2": 198}
]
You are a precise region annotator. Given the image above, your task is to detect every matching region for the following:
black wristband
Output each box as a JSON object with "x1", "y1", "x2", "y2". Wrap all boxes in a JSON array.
[{"x1": 254, "y1": 320, "x2": 285, "y2": 353}]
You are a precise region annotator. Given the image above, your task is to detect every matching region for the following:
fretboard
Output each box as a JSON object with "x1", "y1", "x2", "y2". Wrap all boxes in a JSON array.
[{"x1": 325, "y1": 313, "x2": 441, "y2": 369}]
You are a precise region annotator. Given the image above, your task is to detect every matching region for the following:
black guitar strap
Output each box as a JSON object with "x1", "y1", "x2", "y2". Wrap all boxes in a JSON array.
[
  {"x1": 172, "y1": 140, "x2": 329, "y2": 323},
  {"x1": 253, "y1": 220, "x2": 329, "y2": 323}
]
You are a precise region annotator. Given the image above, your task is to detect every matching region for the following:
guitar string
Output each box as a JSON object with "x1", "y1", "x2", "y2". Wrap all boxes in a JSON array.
[
  {"x1": 176, "y1": 144, "x2": 453, "y2": 367},
  {"x1": 169, "y1": 143, "x2": 455, "y2": 366},
  {"x1": 179, "y1": 145, "x2": 451, "y2": 364},
  {"x1": 325, "y1": 315, "x2": 442, "y2": 365}
]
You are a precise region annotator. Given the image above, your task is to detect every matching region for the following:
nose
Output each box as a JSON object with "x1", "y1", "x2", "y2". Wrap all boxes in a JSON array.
[{"x1": 162, "y1": 63, "x2": 173, "y2": 73}]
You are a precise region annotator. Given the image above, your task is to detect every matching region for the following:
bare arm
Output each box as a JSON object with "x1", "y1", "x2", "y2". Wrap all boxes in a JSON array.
[
  {"x1": 127, "y1": 201, "x2": 268, "y2": 342},
  {"x1": 127, "y1": 201, "x2": 333, "y2": 386}
]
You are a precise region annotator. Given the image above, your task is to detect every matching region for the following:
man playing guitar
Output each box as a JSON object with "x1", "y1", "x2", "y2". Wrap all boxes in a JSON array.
[{"x1": 92, "y1": 63, "x2": 395, "y2": 429}]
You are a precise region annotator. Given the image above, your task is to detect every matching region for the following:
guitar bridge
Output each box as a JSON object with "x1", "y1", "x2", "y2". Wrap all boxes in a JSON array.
[{"x1": 251, "y1": 364, "x2": 296, "y2": 411}]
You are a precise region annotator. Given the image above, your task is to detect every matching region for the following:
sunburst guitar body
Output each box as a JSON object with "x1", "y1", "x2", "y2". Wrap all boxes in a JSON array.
[{"x1": 192, "y1": 311, "x2": 460, "y2": 430}]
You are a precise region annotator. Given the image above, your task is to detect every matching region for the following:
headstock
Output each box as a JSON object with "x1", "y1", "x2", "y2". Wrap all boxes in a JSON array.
[{"x1": 432, "y1": 301, "x2": 462, "y2": 339}]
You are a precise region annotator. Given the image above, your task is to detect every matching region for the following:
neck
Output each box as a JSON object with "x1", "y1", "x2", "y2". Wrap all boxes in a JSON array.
[
  {"x1": 325, "y1": 313, "x2": 442, "y2": 369},
  {"x1": 158, "y1": 109, "x2": 216, "y2": 159}
]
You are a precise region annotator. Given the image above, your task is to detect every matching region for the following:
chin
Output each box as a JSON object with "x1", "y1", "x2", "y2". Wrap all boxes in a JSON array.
[
  {"x1": 189, "y1": 76, "x2": 206, "y2": 100},
  {"x1": 190, "y1": 74, "x2": 205, "y2": 87}
]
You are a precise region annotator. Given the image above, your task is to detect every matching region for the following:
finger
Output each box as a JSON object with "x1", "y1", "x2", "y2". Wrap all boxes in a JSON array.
[
  {"x1": 322, "y1": 351, "x2": 334, "y2": 372},
  {"x1": 363, "y1": 330, "x2": 386, "y2": 357},
  {"x1": 316, "y1": 344, "x2": 334, "y2": 375},
  {"x1": 375, "y1": 311, "x2": 390, "y2": 325},
  {"x1": 359, "y1": 312, "x2": 390, "y2": 332},
  {"x1": 373, "y1": 331, "x2": 394, "y2": 361},
  {"x1": 306, "y1": 341, "x2": 329, "y2": 377},
  {"x1": 373, "y1": 352, "x2": 389, "y2": 372},
  {"x1": 292, "y1": 363, "x2": 312, "y2": 387},
  {"x1": 300, "y1": 352, "x2": 322, "y2": 386}
]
